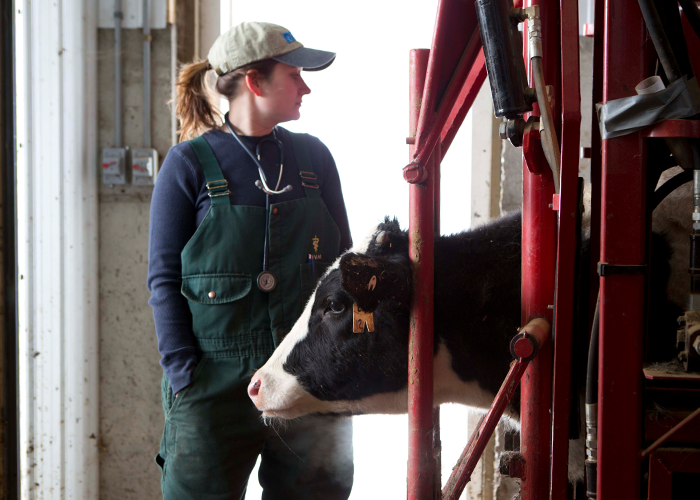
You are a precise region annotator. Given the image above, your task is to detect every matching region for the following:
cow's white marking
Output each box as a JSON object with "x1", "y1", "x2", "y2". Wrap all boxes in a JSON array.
[
  {"x1": 252, "y1": 223, "x2": 390, "y2": 416},
  {"x1": 433, "y1": 342, "x2": 502, "y2": 412},
  {"x1": 253, "y1": 338, "x2": 507, "y2": 420},
  {"x1": 351, "y1": 221, "x2": 383, "y2": 255}
]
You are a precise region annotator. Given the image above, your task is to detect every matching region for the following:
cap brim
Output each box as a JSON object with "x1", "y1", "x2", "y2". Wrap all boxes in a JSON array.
[{"x1": 272, "y1": 47, "x2": 336, "y2": 71}]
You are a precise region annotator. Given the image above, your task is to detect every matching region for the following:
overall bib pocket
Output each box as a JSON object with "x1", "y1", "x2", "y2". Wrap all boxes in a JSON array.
[{"x1": 181, "y1": 273, "x2": 252, "y2": 338}]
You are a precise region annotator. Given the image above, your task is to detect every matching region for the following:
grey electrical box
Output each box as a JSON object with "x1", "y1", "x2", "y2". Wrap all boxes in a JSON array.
[
  {"x1": 131, "y1": 148, "x2": 159, "y2": 185},
  {"x1": 102, "y1": 148, "x2": 127, "y2": 185}
]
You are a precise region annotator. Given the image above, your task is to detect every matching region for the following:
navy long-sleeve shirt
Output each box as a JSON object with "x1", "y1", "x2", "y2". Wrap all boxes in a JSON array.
[{"x1": 147, "y1": 127, "x2": 352, "y2": 394}]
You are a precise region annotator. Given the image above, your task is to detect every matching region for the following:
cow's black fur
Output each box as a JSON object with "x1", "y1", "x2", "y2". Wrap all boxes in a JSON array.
[
  {"x1": 282, "y1": 209, "x2": 681, "y2": 417},
  {"x1": 284, "y1": 211, "x2": 522, "y2": 410},
  {"x1": 284, "y1": 251, "x2": 413, "y2": 402}
]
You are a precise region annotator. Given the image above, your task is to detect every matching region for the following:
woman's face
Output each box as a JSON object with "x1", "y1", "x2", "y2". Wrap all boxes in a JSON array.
[{"x1": 257, "y1": 63, "x2": 311, "y2": 124}]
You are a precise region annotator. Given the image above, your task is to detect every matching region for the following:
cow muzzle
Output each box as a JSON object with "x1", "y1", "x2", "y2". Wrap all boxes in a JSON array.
[{"x1": 247, "y1": 368, "x2": 312, "y2": 419}]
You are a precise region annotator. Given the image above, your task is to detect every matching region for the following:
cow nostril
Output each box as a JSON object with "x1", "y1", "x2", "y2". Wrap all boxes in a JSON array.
[{"x1": 248, "y1": 378, "x2": 262, "y2": 399}]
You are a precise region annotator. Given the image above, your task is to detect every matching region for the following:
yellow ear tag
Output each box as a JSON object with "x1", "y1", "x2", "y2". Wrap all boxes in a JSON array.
[{"x1": 353, "y1": 303, "x2": 375, "y2": 333}]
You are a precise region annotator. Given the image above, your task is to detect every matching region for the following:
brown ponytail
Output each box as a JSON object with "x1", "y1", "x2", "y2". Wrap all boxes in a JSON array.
[
  {"x1": 175, "y1": 60, "x2": 220, "y2": 142},
  {"x1": 175, "y1": 58, "x2": 279, "y2": 142}
]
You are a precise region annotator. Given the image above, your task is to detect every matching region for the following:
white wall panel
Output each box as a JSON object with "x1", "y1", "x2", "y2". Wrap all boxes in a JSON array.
[{"x1": 16, "y1": 0, "x2": 99, "y2": 498}]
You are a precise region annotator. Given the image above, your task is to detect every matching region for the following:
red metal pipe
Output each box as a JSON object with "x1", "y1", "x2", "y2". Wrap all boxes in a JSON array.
[
  {"x1": 443, "y1": 362, "x2": 529, "y2": 500},
  {"x1": 432, "y1": 143, "x2": 442, "y2": 500},
  {"x1": 521, "y1": 0, "x2": 558, "y2": 499},
  {"x1": 441, "y1": 414, "x2": 486, "y2": 500},
  {"x1": 412, "y1": 30, "x2": 482, "y2": 170},
  {"x1": 598, "y1": 1, "x2": 648, "y2": 498},
  {"x1": 440, "y1": 50, "x2": 487, "y2": 158},
  {"x1": 587, "y1": 0, "x2": 603, "y2": 351},
  {"x1": 549, "y1": 0, "x2": 581, "y2": 496},
  {"x1": 405, "y1": 0, "x2": 481, "y2": 184},
  {"x1": 442, "y1": 318, "x2": 551, "y2": 500},
  {"x1": 641, "y1": 406, "x2": 700, "y2": 458},
  {"x1": 435, "y1": 139, "x2": 442, "y2": 235},
  {"x1": 641, "y1": 118, "x2": 700, "y2": 138},
  {"x1": 647, "y1": 453, "x2": 673, "y2": 499},
  {"x1": 407, "y1": 48, "x2": 437, "y2": 500}
]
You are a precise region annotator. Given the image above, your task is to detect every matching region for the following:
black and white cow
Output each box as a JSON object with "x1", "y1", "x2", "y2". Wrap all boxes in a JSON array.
[
  {"x1": 249, "y1": 211, "x2": 522, "y2": 420},
  {"x1": 248, "y1": 173, "x2": 689, "y2": 422}
]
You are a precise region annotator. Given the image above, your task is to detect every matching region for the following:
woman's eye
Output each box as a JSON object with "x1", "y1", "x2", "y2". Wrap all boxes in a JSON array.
[{"x1": 326, "y1": 301, "x2": 345, "y2": 315}]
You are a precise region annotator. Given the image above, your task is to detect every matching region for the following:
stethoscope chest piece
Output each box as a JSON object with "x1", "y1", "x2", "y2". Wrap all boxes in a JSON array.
[{"x1": 257, "y1": 270, "x2": 277, "y2": 292}]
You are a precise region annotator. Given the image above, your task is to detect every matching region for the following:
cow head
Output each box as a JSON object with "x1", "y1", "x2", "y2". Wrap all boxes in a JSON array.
[{"x1": 248, "y1": 218, "x2": 415, "y2": 419}]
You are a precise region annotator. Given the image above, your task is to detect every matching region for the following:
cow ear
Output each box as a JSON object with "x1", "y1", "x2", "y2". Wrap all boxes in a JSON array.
[
  {"x1": 339, "y1": 252, "x2": 411, "y2": 312},
  {"x1": 366, "y1": 217, "x2": 408, "y2": 256}
]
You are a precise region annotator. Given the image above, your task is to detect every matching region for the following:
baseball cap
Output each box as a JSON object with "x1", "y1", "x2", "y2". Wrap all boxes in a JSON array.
[{"x1": 207, "y1": 22, "x2": 336, "y2": 76}]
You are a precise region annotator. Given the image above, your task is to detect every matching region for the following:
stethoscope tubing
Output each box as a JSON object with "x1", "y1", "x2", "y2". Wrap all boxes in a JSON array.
[
  {"x1": 223, "y1": 113, "x2": 292, "y2": 290},
  {"x1": 224, "y1": 113, "x2": 289, "y2": 196}
]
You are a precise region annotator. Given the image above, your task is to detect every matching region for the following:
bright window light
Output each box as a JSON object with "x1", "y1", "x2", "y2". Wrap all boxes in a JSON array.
[{"x1": 220, "y1": 2, "x2": 475, "y2": 498}]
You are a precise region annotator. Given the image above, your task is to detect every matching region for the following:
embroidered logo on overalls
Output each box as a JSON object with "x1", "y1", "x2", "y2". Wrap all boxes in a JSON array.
[{"x1": 312, "y1": 235, "x2": 320, "y2": 252}]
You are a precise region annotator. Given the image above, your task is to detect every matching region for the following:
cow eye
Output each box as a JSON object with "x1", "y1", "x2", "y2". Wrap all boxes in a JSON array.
[{"x1": 325, "y1": 300, "x2": 345, "y2": 315}]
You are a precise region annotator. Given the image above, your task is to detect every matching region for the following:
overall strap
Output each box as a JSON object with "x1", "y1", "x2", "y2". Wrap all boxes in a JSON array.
[
  {"x1": 188, "y1": 136, "x2": 231, "y2": 205},
  {"x1": 287, "y1": 131, "x2": 321, "y2": 199}
]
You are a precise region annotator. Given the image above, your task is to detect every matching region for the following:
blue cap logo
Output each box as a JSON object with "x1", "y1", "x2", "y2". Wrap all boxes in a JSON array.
[{"x1": 282, "y1": 32, "x2": 295, "y2": 43}]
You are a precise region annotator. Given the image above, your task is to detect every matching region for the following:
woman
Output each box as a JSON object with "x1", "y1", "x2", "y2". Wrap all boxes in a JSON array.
[{"x1": 148, "y1": 22, "x2": 354, "y2": 499}]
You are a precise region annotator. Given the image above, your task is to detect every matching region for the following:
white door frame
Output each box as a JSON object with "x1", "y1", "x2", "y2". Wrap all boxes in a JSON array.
[{"x1": 15, "y1": 0, "x2": 99, "y2": 498}]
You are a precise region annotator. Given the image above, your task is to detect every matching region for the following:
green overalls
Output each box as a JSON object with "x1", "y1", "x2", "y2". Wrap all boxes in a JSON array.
[{"x1": 156, "y1": 133, "x2": 353, "y2": 500}]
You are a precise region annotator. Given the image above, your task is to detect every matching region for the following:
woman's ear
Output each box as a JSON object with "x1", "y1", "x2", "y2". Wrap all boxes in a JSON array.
[{"x1": 245, "y1": 70, "x2": 263, "y2": 97}]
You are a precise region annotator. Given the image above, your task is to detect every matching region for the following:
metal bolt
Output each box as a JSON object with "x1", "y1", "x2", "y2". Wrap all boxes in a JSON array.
[
  {"x1": 499, "y1": 121, "x2": 508, "y2": 140},
  {"x1": 403, "y1": 161, "x2": 428, "y2": 184},
  {"x1": 513, "y1": 337, "x2": 535, "y2": 359}
]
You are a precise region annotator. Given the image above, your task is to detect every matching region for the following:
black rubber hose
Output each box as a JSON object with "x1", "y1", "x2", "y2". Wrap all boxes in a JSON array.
[
  {"x1": 638, "y1": 0, "x2": 682, "y2": 82},
  {"x1": 660, "y1": 0, "x2": 694, "y2": 79},
  {"x1": 679, "y1": 0, "x2": 700, "y2": 43},
  {"x1": 652, "y1": 167, "x2": 693, "y2": 210},
  {"x1": 585, "y1": 297, "x2": 600, "y2": 406}
]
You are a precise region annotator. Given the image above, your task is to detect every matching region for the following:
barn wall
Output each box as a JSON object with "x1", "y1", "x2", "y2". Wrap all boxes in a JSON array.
[
  {"x1": 97, "y1": 25, "x2": 173, "y2": 500},
  {"x1": 471, "y1": 79, "x2": 502, "y2": 228},
  {"x1": 96, "y1": 1, "x2": 219, "y2": 498}
]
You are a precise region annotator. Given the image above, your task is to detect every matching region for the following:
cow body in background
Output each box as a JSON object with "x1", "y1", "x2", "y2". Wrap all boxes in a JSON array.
[{"x1": 248, "y1": 197, "x2": 685, "y2": 421}]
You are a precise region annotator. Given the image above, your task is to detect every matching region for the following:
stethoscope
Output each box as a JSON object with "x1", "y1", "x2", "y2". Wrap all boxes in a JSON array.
[{"x1": 224, "y1": 112, "x2": 293, "y2": 292}]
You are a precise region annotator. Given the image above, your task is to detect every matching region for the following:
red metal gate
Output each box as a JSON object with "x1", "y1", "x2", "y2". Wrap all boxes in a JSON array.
[{"x1": 405, "y1": 0, "x2": 700, "y2": 499}]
